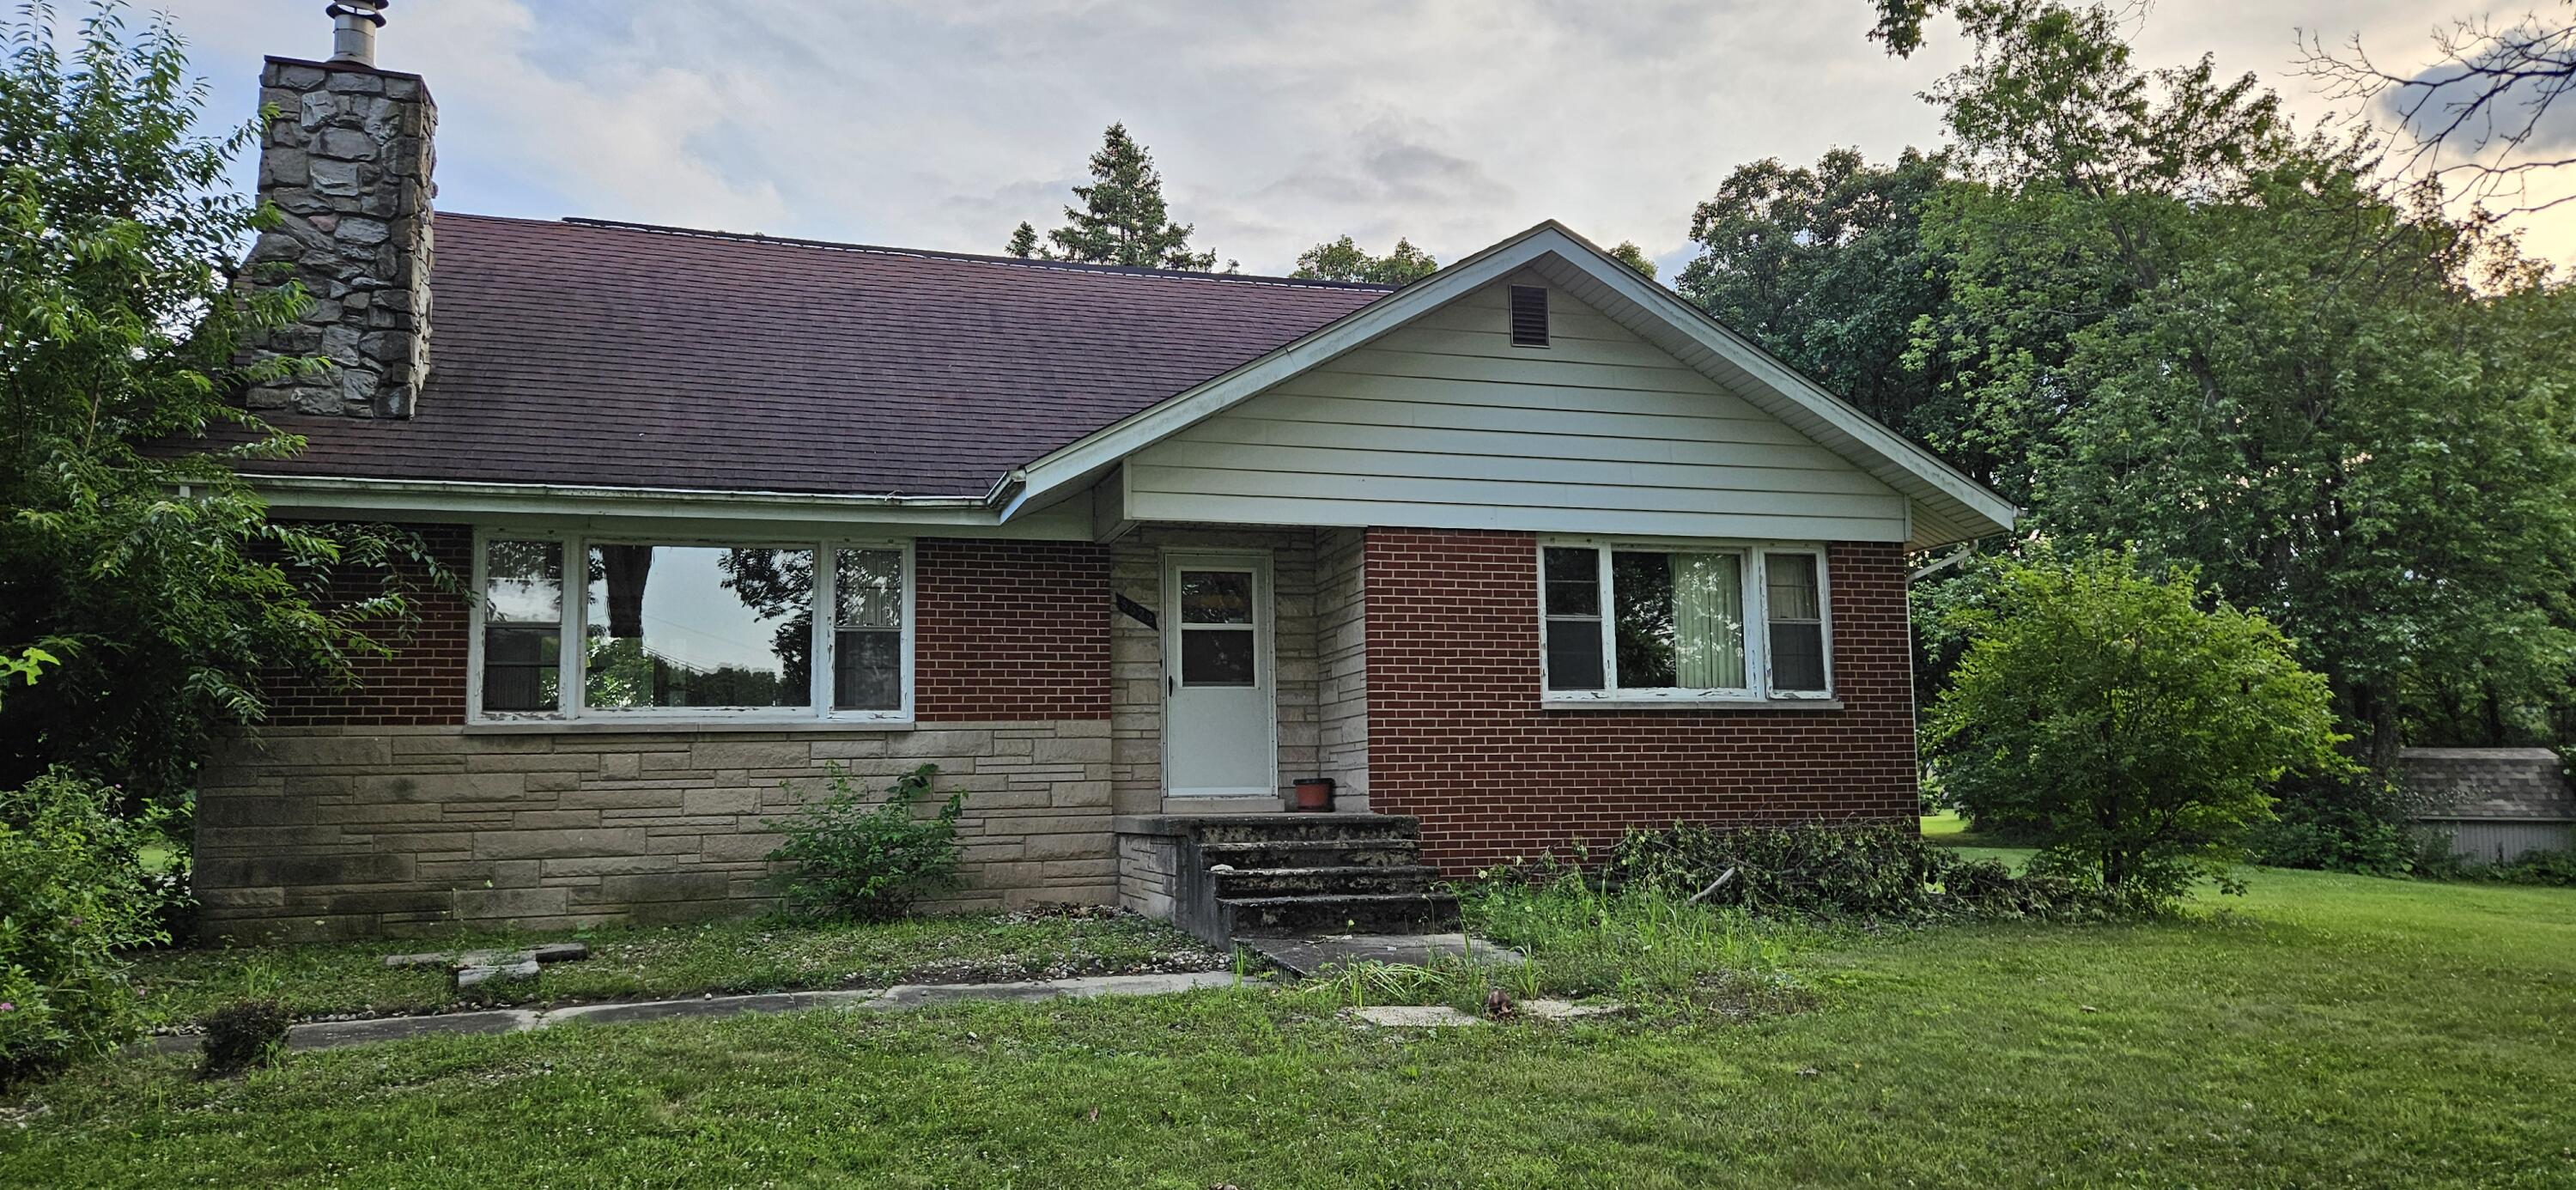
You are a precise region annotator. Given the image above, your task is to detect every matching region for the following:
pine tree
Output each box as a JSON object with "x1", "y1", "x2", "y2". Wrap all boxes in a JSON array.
[
  {"x1": 1026, "y1": 124, "x2": 1219, "y2": 270},
  {"x1": 1004, "y1": 222, "x2": 1041, "y2": 258}
]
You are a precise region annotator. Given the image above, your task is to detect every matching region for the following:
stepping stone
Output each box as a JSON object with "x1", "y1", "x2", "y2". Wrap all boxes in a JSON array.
[
  {"x1": 1346, "y1": 1005, "x2": 1485, "y2": 1028},
  {"x1": 1522, "y1": 999, "x2": 1625, "y2": 1021},
  {"x1": 383, "y1": 942, "x2": 591, "y2": 970},
  {"x1": 1242, "y1": 932, "x2": 1525, "y2": 980},
  {"x1": 454, "y1": 958, "x2": 539, "y2": 991}
]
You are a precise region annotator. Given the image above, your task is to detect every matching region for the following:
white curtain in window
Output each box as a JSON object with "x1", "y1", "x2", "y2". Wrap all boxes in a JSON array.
[{"x1": 1672, "y1": 553, "x2": 1746, "y2": 688}]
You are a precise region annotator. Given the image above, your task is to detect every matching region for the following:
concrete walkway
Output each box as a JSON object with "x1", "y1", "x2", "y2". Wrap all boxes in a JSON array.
[{"x1": 143, "y1": 970, "x2": 1253, "y2": 1057}]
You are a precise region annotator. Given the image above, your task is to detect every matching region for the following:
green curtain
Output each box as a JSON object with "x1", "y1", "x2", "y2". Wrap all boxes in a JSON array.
[{"x1": 1673, "y1": 553, "x2": 1745, "y2": 688}]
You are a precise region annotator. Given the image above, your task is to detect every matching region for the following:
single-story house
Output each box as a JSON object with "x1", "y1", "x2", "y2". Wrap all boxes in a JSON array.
[{"x1": 194, "y1": 19, "x2": 2015, "y2": 941}]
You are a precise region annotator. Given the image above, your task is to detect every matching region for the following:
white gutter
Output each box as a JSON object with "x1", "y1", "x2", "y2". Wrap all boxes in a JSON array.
[{"x1": 244, "y1": 472, "x2": 1014, "y2": 526}]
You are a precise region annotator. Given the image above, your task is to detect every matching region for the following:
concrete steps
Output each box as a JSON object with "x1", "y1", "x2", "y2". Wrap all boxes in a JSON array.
[
  {"x1": 1209, "y1": 864, "x2": 1445, "y2": 898},
  {"x1": 1198, "y1": 838, "x2": 1425, "y2": 870},
  {"x1": 1219, "y1": 892, "x2": 1463, "y2": 938},
  {"x1": 1128, "y1": 813, "x2": 1461, "y2": 946}
]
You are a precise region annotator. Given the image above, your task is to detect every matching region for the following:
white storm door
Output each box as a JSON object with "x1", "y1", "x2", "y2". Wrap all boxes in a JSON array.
[{"x1": 1163, "y1": 555, "x2": 1277, "y2": 798}]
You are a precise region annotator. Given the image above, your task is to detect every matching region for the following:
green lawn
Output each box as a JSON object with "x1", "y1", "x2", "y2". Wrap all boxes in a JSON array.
[{"x1": 10, "y1": 870, "x2": 2574, "y2": 1187}]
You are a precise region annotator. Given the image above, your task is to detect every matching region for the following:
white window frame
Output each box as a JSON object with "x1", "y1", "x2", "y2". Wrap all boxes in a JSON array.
[
  {"x1": 1536, "y1": 537, "x2": 1834, "y2": 707},
  {"x1": 465, "y1": 528, "x2": 915, "y2": 726}
]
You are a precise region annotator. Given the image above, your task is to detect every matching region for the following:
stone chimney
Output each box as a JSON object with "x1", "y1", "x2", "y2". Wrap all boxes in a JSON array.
[{"x1": 240, "y1": 1, "x2": 434, "y2": 418}]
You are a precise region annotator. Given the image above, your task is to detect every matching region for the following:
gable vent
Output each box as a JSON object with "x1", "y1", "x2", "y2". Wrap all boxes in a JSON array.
[{"x1": 1509, "y1": 284, "x2": 1549, "y2": 347}]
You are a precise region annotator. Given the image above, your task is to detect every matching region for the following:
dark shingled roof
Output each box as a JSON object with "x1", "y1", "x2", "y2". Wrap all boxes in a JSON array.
[{"x1": 234, "y1": 214, "x2": 1395, "y2": 497}]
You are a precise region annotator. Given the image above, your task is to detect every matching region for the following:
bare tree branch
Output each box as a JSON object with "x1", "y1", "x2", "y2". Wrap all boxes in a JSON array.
[{"x1": 2295, "y1": 5, "x2": 2576, "y2": 218}]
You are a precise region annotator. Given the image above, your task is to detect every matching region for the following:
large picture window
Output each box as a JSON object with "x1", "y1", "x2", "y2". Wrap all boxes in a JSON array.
[
  {"x1": 1540, "y1": 541, "x2": 1830, "y2": 702},
  {"x1": 470, "y1": 534, "x2": 912, "y2": 723}
]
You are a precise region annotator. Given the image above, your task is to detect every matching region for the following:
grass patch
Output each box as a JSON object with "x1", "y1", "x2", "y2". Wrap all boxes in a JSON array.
[
  {"x1": 15, "y1": 870, "x2": 2575, "y2": 1186},
  {"x1": 128, "y1": 909, "x2": 1223, "y2": 1028}
]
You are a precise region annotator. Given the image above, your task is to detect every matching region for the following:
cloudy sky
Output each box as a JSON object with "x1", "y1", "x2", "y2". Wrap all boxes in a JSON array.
[{"x1": 150, "y1": 0, "x2": 2571, "y2": 276}]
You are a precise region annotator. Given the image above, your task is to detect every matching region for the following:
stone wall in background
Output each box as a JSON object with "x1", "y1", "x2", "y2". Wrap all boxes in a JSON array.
[{"x1": 194, "y1": 721, "x2": 1113, "y2": 942}]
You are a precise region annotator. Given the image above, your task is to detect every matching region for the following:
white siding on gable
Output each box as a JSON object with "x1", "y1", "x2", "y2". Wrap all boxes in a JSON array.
[{"x1": 1122, "y1": 277, "x2": 1911, "y2": 541}]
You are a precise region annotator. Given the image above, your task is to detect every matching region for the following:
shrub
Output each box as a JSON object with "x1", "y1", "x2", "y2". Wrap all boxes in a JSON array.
[
  {"x1": 1604, "y1": 823, "x2": 2106, "y2": 921},
  {"x1": 196, "y1": 998, "x2": 289, "y2": 1079},
  {"x1": 2491, "y1": 848, "x2": 2576, "y2": 887},
  {"x1": 2246, "y1": 774, "x2": 2421, "y2": 875},
  {"x1": 1926, "y1": 550, "x2": 2348, "y2": 908},
  {"x1": 0, "y1": 769, "x2": 174, "y2": 1084},
  {"x1": 764, "y1": 763, "x2": 965, "y2": 922}
]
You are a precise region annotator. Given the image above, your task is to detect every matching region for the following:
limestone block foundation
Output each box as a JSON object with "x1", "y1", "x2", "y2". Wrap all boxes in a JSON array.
[{"x1": 194, "y1": 721, "x2": 1114, "y2": 941}]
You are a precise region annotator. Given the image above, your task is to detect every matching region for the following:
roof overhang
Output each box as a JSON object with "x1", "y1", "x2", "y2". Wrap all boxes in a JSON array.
[{"x1": 1000, "y1": 221, "x2": 2017, "y2": 549}]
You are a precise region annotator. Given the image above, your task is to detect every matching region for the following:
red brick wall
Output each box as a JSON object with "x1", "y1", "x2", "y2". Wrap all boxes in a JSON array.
[
  {"x1": 1364, "y1": 529, "x2": 1918, "y2": 873},
  {"x1": 914, "y1": 538, "x2": 1111, "y2": 721},
  {"x1": 263, "y1": 522, "x2": 471, "y2": 726}
]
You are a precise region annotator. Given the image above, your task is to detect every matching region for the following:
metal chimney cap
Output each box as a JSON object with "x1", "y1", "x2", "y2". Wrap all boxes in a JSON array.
[{"x1": 326, "y1": 0, "x2": 388, "y2": 65}]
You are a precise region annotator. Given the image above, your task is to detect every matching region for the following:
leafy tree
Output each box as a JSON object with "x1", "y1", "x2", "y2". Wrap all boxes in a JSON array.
[
  {"x1": 0, "y1": 3, "x2": 447, "y2": 810},
  {"x1": 1017, "y1": 123, "x2": 1223, "y2": 270},
  {"x1": 1676, "y1": 147, "x2": 1960, "y2": 442},
  {"x1": 1606, "y1": 240, "x2": 1657, "y2": 279},
  {"x1": 1916, "y1": 3, "x2": 2576, "y2": 768},
  {"x1": 1928, "y1": 551, "x2": 2346, "y2": 903},
  {"x1": 1290, "y1": 234, "x2": 1437, "y2": 284}
]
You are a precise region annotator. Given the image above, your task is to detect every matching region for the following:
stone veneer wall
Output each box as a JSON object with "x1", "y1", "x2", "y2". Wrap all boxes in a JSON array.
[
  {"x1": 197, "y1": 529, "x2": 1119, "y2": 941},
  {"x1": 1315, "y1": 526, "x2": 1370, "y2": 810},
  {"x1": 196, "y1": 724, "x2": 1112, "y2": 942},
  {"x1": 1108, "y1": 525, "x2": 1326, "y2": 812},
  {"x1": 242, "y1": 55, "x2": 435, "y2": 419},
  {"x1": 1364, "y1": 531, "x2": 1921, "y2": 873}
]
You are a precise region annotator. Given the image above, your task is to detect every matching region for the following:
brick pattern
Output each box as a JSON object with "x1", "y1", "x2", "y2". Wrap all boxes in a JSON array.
[
  {"x1": 193, "y1": 721, "x2": 1115, "y2": 941},
  {"x1": 1363, "y1": 530, "x2": 1919, "y2": 873},
  {"x1": 914, "y1": 538, "x2": 1112, "y2": 722},
  {"x1": 263, "y1": 523, "x2": 471, "y2": 727}
]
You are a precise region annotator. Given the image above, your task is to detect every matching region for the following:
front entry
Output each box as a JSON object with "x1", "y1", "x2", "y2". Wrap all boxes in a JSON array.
[{"x1": 1163, "y1": 552, "x2": 1278, "y2": 798}]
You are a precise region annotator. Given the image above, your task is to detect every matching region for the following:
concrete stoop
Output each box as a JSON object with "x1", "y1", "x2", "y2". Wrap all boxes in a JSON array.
[{"x1": 1117, "y1": 813, "x2": 1463, "y2": 947}]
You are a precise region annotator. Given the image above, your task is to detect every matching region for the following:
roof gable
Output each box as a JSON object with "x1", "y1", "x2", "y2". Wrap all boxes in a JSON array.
[
  {"x1": 1006, "y1": 222, "x2": 2016, "y2": 549},
  {"x1": 1119, "y1": 272, "x2": 1914, "y2": 541}
]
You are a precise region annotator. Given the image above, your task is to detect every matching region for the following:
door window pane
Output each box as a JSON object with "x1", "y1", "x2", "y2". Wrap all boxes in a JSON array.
[
  {"x1": 1180, "y1": 571, "x2": 1254, "y2": 624},
  {"x1": 1767, "y1": 553, "x2": 1827, "y2": 692},
  {"x1": 834, "y1": 549, "x2": 902, "y2": 710},
  {"x1": 585, "y1": 544, "x2": 814, "y2": 708},
  {"x1": 1182, "y1": 629, "x2": 1256, "y2": 686},
  {"x1": 481, "y1": 539, "x2": 561, "y2": 712}
]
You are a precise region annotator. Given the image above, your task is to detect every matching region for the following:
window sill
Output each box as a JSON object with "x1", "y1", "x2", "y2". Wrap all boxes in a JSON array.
[
  {"x1": 1539, "y1": 697, "x2": 1842, "y2": 712},
  {"x1": 463, "y1": 718, "x2": 916, "y2": 735}
]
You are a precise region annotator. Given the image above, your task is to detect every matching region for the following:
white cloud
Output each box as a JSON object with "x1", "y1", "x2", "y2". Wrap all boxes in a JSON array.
[{"x1": 155, "y1": 0, "x2": 2573, "y2": 272}]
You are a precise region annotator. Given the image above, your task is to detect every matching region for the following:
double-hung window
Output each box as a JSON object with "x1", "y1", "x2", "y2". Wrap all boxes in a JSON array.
[
  {"x1": 1540, "y1": 541, "x2": 1831, "y2": 703},
  {"x1": 470, "y1": 532, "x2": 913, "y2": 724}
]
